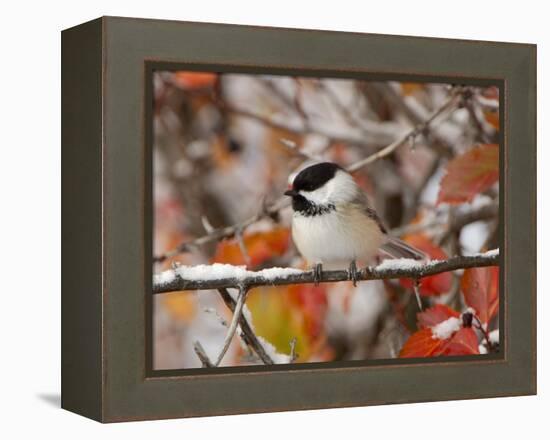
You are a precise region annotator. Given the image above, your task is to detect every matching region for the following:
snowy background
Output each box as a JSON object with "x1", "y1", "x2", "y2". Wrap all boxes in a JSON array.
[{"x1": 152, "y1": 71, "x2": 500, "y2": 369}]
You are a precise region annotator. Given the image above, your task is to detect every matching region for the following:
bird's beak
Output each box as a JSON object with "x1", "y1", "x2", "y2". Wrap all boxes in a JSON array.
[{"x1": 284, "y1": 189, "x2": 298, "y2": 197}]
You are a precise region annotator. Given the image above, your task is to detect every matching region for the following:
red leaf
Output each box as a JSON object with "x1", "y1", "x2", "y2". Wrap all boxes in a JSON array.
[
  {"x1": 172, "y1": 71, "x2": 217, "y2": 90},
  {"x1": 399, "y1": 235, "x2": 452, "y2": 296},
  {"x1": 461, "y1": 266, "x2": 499, "y2": 324},
  {"x1": 417, "y1": 304, "x2": 460, "y2": 329},
  {"x1": 212, "y1": 228, "x2": 291, "y2": 268},
  {"x1": 287, "y1": 283, "x2": 328, "y2": 339},
  {"x1": 437, "y1": 144, "x2": 499, "y2": 205},
  {"x1": 399, "y1": 329, "x2": 447, "y2": 358},
  {"x1": 439, "y1": 328, "x2": 480, "y2": 356},
  {"x1": 400, "y1": 325, "x2": 480, "y2": 358}
]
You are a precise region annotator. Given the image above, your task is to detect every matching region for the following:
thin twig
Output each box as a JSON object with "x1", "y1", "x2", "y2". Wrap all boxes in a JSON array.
[
  {"x1": 292, "y1": 78, "x2": 309, "y2": 122},
  {"x1": 438, "y1": 202, "x2": 499, "y2": 245},
  {"x1": 393, "y1": 201, "x2": 499, "y2": 238},
  {"x1": 225, "y1": 104, "x2": 398, "y2": 149},
  {"x1": 217, "y1": 288, "x2": 274, "y2": 365},
  {"x1": 368, "y1": 82, "x2": 456, "y2": 157},
  {"x1": 256, "y1": 77, "x2": 399, "y2": 145},
  {"x1": 201, "y1": 215, "x2": 215, "y2": 234},
  {"x1": 279, "y1": 138, "x2": 323, "y2": 162},
  {"x1": 193, "y1": 341, "x2": 214, "y2": 368},
  {"x1": 257, "y1": 78, "x2": 301, "y2": 115},
  {"x1": 203, "y1": 307, "x2": 228, "y2": 327},
  {"x1": 235, "y1": 227, "x2": 251, "y2": 266},
  {"x1": 404, "y1": 156, "x2": 442, "y2": 224},
  {"x1": 472, "y1": 315, "x2": 495, "y2": 353},
  {"x1": 451, "y1": 202, "x2": 499, "y2": 230},
  {"x1": 346, "y1": 88, "x2": 463, "y2": 173},
  {"x1": 154, "y1": 250, "x2": 499, "y2": 294},
  {"x1": 214, "y1": 285, "x2": 248, "y2": 366},
  {"x1": 319, "y1": 81, "x2": 371, "y2": 137},
  {"x1": 153, "y1": 210, "x2": 269, "y2": 263},
  {"x1": 289, "y1": 337, "x2": 298, "y2": 363},
  {"x1": 464, "y1": 94, "x2": 495, "y2": 144},
  {"x1": 412, "y1": 280, "x2": 423, "y2": 311}
]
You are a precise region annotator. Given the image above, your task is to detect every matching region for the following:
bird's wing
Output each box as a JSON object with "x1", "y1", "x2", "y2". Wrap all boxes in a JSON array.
[
  {"x1": 349, "y1": 191, "x2": 387, "y2": 234},
  {"x1": 380, "y1": 237, "x2": 426, "y2": 260},
  {"x1": 350, "y1": 190, "x2": 425, "y2": 260}
]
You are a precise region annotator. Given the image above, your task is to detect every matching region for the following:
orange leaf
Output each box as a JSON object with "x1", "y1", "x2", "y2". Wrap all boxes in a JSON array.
[
  {"x1": 439, "y1": 328, "x2": 480, "y2": 356},
  {"x1": 399, "y1": 328, "x2": 446, "y2": 358},
  {"x1": 400, "y1": 324, "x2": 480, "y2": 358},
  {"x1": 461, "y1": 266, "x2": 499, "y2": 324},
  {"x1": 484, "y1": 109, "x2": 499, "y2": 130},
  {"x1": 400, "y1": 83, "x2": 424, "y2": 96},
  {"x1": 173, "y1": 71, "x2": 217, "y2": 89},
  {"x1": 480, "y1": 87, "x2": 499, "y2": 129},
  {"x1": 437, "y1": 144, "x2": 499, "y2": 205},
  {"x1": 212, "y1": 227, "x2": 291, "y2": 268},
  {"x1": 400, "y1": 234, "x2": 452, "y2": 296},
  {"x1": 417, "y1": 304, "x2": 460, "y2": 329},
  {"x1": 162, "y1": 292, "x2": 196, "y2": 322}
]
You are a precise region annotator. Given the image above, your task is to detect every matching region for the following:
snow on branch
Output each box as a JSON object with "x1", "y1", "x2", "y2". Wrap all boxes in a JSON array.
[
  {"x1": 192, "y1": 286, "x2": 293, "y2": 367},
  {"x1": 153, "y1": 249, "x2": 499, "y2": 294}
]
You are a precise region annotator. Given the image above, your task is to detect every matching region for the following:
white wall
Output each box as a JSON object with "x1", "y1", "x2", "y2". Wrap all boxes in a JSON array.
[{"x1": 1, "y1": 1, "x2": 545, "y2": 438}]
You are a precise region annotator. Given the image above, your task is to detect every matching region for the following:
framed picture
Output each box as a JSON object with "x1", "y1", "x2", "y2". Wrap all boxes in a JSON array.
[{"x1": 62, "y1": 16, "x2": 536, "y2": 422}]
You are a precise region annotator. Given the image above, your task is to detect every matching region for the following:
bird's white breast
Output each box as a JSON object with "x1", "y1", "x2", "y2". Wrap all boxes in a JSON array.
[{"x1": 291, "y1": 205, "x2": 384, "y2": 267}]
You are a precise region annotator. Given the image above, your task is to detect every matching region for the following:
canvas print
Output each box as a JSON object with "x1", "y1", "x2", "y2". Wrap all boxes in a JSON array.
[{"x1": 151, "y1": 70, "x2": 500, "y2": 370}]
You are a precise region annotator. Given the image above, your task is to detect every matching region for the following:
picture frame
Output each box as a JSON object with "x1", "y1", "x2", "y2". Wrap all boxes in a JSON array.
[{"x1": 61, "y1": 16, "x2": 536, "y2": 422}]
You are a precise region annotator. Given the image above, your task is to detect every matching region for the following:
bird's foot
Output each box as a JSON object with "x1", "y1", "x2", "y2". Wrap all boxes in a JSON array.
[
  {"x1": 313, "y1": 263, "x2": 323, "y2": 286},
  {"x1": 348, "y1": 260, "x2": 360, "y2": 287}
]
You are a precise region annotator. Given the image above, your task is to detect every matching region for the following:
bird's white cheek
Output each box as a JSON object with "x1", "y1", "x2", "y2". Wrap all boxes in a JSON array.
[{"x1": 299, "y1": 187, "x2": 329, "y2": 205}]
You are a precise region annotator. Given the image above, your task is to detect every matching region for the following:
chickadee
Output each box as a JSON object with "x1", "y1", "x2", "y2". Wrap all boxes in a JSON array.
[{"x1": 284, "y1": 162, "x2": 424, "y2": 285}]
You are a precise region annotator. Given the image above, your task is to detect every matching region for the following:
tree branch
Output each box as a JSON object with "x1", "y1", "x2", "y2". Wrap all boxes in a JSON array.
[
  {"x1": 392, "y1": 201, "x2": 499, "y2": 238},
  {"x1": 452, "y1": 202, "x2": 499, "y2": 229},
  {"x1": 279, "y1": 138, "x2": 324, "y2": 162},
  {"x1": 214, "y1": 285, "x2": 248, "y2": 366},
  {"x1": 289, "y1": 337, "x2": 298, "y2": 363},
  {"x1": 368, "y1": 82, "x2": 456, "y2": 157},
  {"x1": 346, "y1": 87, "x2": 463, "y2": 172},
  {"x1": 153, "y1": 207, "x2": 273, "y2": 263},
  {"x1": 438, "y1": 202, "x2": 499, "y2": 245},
  {"x1": 318, "y1": 81, "x2": 372, "y2": 137},
  {"x1": 217, "y1": 287, "x2": 275, "y2": 365},
  {"x1": 193, "y1": 341, "x2": 214, "y2": 368},
  {"x1": 153, "y1": 250, "x2": 499, "y2": 294},
  {"x1": 225, "y1": 103, "x2": 400, "y2": 149}
]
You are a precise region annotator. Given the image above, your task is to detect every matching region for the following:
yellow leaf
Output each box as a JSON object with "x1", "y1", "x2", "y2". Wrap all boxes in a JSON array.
[{"x1": 162, "y1": 292, "x2": 196, "y2": 322}]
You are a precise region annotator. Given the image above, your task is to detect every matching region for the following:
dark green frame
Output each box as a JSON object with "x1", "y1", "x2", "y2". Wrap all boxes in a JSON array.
[{"x1": 62, "y1": 16, "x2": 536, "y2": 422}]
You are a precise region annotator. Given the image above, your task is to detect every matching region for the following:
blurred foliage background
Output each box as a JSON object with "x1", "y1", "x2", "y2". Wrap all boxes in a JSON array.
[{"x1": 152, "y1": 71, "x2": 500, "y2": 369}]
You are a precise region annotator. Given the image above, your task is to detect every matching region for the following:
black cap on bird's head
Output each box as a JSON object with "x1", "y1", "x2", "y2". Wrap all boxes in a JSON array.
[{"x1": 284, "y1": 162, "x2": 343, "y2": 197}]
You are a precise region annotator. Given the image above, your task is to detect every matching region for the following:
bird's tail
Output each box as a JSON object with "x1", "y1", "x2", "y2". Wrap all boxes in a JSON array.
[{"x1": 380, "y1": 237, "x2": 426, "y2": 260}]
